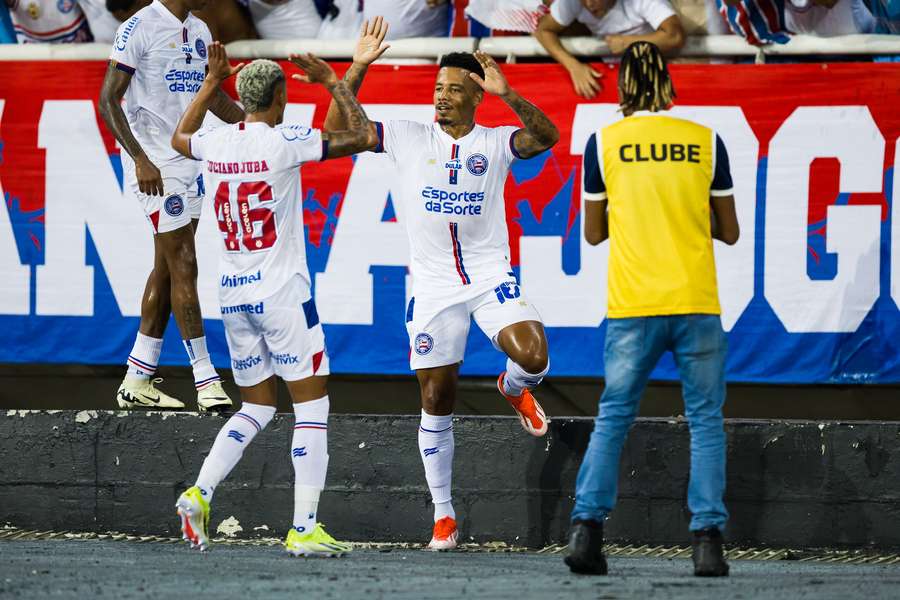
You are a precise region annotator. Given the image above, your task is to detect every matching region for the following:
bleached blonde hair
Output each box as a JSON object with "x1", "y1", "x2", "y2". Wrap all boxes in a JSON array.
[{"x1": 236, "y1": 59, "x2": 285, "y2": 114}]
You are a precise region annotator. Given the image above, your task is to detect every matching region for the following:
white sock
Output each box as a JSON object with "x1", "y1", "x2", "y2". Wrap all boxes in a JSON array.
[
  {"x1": 125, "y1": 333, "x2": 162, "y2": 382},
  {"x1": 291, "y1": 396, "x2": 330, "y2": 534},
  {"x1": 418, "y1": 410, "x2": 455, "y2": 522},
  {"x1": 195, "y1": 402, "x2": 276, "y2": 502},
  {"x1": 183, "y1": 336, "x2": 220, "y2": 390},
  {"x1": 503, "y1": 357, "x2": 549, "y2": 396}
]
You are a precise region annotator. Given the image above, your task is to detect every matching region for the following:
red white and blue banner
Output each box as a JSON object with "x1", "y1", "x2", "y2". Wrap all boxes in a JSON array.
[{"x1": 1, "y1": 61, "x2": 899, "y2": 382}]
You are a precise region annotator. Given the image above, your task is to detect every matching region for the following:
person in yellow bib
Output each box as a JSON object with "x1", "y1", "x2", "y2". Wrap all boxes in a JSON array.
[{"x1": 565, "y1": 41, "x2": 739, "y2": 578}]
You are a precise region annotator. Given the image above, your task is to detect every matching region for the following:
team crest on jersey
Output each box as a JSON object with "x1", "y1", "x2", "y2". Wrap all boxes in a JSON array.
[
  {"x1": 414, "y1": 333, "x2": 434, "y2": 355},
  {"x1": 57, "y1": 0, "x2": 75, "y2": 14},
  {"x1": 164, "y1": 194, "x2": 185, "y2": 217},
  {"x1": 466, "y1": 153, "x2": 489, "y2": 176},
  {"x1": 195, "y1": 39, "x2": 207, "y2": 58},
  {"x1": 27, "y1": 2, "x2": 41, "y2": 19}
]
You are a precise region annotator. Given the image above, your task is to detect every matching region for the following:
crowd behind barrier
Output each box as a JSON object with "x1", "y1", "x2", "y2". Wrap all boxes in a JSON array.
[{"x1": 2, "y1": 0, "x2": 898, "y2": 46}]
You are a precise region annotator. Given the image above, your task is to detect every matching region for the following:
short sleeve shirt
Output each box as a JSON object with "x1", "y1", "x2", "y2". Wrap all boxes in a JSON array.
[{"x1": 550, "y1": 0, "x2": 676, "y2": 36}]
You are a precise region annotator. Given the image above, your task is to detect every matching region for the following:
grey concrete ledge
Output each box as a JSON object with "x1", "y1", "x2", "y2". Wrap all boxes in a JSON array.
[{"x1": 2, "y1": 411, "x2": 899, "y2": 550}]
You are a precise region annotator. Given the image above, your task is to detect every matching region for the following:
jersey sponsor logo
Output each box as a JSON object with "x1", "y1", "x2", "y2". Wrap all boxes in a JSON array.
[
  {"x1": 163, "y1": 194, "x2": 184, "y2": 217},
  {"x1": 227, "y1": 430, "x2": 246, "y2": 443},
  {"x1": 232, "y1": 354, "x2": 262, "y2": 370},
  {"x1": 195, "y1": 38, "x2": 207, "y2": 58},
  {"x1": 207, "y1": 160, "x2": 270, "y2": 174},
  {"x1": 164, "y1": 69, "x2": 205, "y2": 93},
  {"x1": 446, "y1": 143, "x2": 461, "y2": 184},
  {"x1": 619, "y1": 143, "x2": 701, "y2": 164},
  {"x1": 494, "y1": 281, "x2": 521, "y2": 304},
  {"x1": 421, "y1": 186, "x2": 484, "y2": 216},
  {"x1": 57, "y1": 0, "x2": 75, "y2": 14},
  {"x1": 221, "y1": 270, "x2": 262, "y2": 288},
  {"x1": 220, "y1": 301, "x2": 264, "y2": 315},
  {"x1": 466, "y1": 153, "x2": 489, "y2": 176},
  {"x1": 280, "y1": 125, "x2": 314, "y2": 142},
  {"x1": 414, "y1": 333, "x2": 434, "y2": 355},
  {"x1": 423, "y1": 447, "x2": 439, "y2": 457},
  {"x1": 114, "y1": 15, "x2": 139, "y2": 51},
  {"x1": 271, "y1": 352, "x2": 300, "y2": 365}
]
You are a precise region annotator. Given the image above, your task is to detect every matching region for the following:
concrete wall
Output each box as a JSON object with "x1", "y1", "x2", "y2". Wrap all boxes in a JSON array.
[{"x1": 2, "y1": 411, "x2": 899, "y2": 549}]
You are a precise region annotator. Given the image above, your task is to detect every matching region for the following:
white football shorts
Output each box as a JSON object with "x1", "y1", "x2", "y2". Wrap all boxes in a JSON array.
[
  {"x1": 222, "y1": 275, "x2": 330, "y2": 387},
  {"x1": 122, "y1": 154, "x2": 203, "y2": 234},
  {"x1": 405, "y1": 275, "x2": 542, "y2": 370}
]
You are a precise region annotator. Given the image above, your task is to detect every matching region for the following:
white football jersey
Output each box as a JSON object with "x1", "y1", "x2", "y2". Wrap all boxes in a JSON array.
[
  {"x1": 238, "y1": 0, "x2": 322, "y2": 40},
  {"x1": 362, "y1": 0, "x2": 450, "y2": 38},
  {"x1": 109, "y1": 0, "x2": 212, "y2": 166},
  {"x1": 9, "y1": 0, "x2": 93, "y2": 43},
  {"x1": 190, "y1": 121, "x2": 325, "y2": 305},
  {"x1": 77, "y1": 0, "x2": 123, "y2": 43},
  {"x1": 376, "y1": 120, "x2": 522, "y2": 296}
]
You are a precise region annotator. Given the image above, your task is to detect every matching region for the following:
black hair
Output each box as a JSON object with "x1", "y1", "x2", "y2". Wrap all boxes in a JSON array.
[
  {"x1": 618, "y1": 41, "x2": 676, "y2": 113},
  {"x1": 438, "y1": 52, "x2": 485, "y2": 81},
  {"x1": 106, "y1": 0, "x2": 138, "y2": 12}
]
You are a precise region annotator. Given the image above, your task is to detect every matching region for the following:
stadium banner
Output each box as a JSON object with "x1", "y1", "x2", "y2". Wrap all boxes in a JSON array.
[{"x1": 0, "y1": 61, "x2": 898, "y2": 383}]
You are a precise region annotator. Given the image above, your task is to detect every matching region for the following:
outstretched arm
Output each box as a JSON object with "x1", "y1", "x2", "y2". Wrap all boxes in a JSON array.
[
  {"x1": 469, "y1": 51, "x2": 559, "y2": 159},
  {"x1": 322, "y1": 16, "x2": 390, "y2": 148},
  {"x1": 172, "y1": 42, "x2": 245, "y2": 159},
  {"x1": 289, "y1": 54, "x2": 373, "y2": 159},
  {"x1": 534, "y1": 12, "x2": 603, "y2": 99},
  {"x1": 99, "y1": 64, "x2": 164, "y2": 196}
]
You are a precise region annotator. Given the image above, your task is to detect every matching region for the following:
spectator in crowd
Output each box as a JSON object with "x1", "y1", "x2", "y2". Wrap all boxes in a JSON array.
[
  {"x1": 1, "y1": 2, "x2": 16, "y2": 42},
  {"x1": 78, "y1": 0, "x2": 137, "y2": 42},
  {"x1": 319, "y1": 0, "x2": 363, "y2": 38},
  {"x1": 717, "y1": 0, "x2": 875, "y2": 44},
  {"x1": 7, "y1": 0, "x2": 93, "y2": 42},
  {"x1": 785, "y1": 0, "x2": 874, "y2": 35},
  {"x1": 363, "y1": 0, "x2": 451, "y2": 38},
  {"x1": 862, "y1": 0, "x2": 899, "y2": 32},
  {"x1": 237, "y1": 0, "x2": 317, "y2": 39},
  {"x1": 535, "y1": 0, "x2": 685, "y2": 98}
]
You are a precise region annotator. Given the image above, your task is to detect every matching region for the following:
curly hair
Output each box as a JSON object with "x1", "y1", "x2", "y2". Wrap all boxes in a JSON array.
[
  {"x1": 236, "y1": 59, "x2": 285, "y2": 114},
  {"x1": 618, "y1": 41, "x2": 676, "y2": 114}
]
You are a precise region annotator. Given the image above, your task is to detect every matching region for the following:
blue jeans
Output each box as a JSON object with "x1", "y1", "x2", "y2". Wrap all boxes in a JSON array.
[{"x1": 571, "y1": 315, "x2": 729, "y2": 531}]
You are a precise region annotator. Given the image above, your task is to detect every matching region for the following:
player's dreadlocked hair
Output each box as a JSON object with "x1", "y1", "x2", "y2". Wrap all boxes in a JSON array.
[
  {"x1": 236, "y1": 59, "x2": 285, "y2": 114},
  {"x1": 438, "y1": 52, "x2": 485, "y2": 81},
  {"x1": 618, "y1": 41, "x2": 675, "y2": 114}
]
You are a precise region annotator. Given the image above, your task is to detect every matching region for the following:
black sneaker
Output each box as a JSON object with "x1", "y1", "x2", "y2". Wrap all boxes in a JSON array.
[
  {"x1": 692, "y1": 527, "x2": 729, "y2": 577},
  {"x1": 564, "y1": 520, "x2": 607, "y2": 575}
]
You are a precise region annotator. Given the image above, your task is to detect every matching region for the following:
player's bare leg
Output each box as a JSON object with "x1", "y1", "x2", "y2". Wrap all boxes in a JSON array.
[
  {"x1": 156, "y1": 223, "x2": 232, "y2": 412},
  {"x1": 117, "y1": 227, "x2": 181, "y2": 409},
  {"x1": 416, "y1": 364, "x2": 460, "y2": 550},
  {"x1": 496, "y1": 320, "x2": 550, "y2": 436}
]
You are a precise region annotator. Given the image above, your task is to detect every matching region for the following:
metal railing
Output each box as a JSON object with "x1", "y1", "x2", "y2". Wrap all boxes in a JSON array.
[{"x1": 0, "y1": 34, "x2": 898, "y2": 62}]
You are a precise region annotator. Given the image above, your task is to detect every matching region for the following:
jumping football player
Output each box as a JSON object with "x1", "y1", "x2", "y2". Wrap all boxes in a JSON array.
[
  {"x1": 99, "y1": 0, "x2": 244, "y2": 411},
  {"x1": 325, "y1": 18, "x2": 560, "y2": 550},
  {"x1": 170, "y1": 43, "x2": 379, "y2": 556}
]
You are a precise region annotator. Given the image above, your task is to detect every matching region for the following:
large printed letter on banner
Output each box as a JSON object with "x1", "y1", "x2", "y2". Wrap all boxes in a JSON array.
[
  {"x1": 316, "y1": 105, "x2": 433, "y2": 324},
  {"x1": 0, "y1": 99, "x2": 31, "y2": 315},
  {"x1": 36, "y1": 101, "x2": 152, "y2": 316},
  {"x1": 668, "y1": 106, "x2": 757, "y2": 331},
  {"x1": 765, "y1": 107, "x2": 883, "y2": 332},
  {"x1": 519, "y1": 104, "x2": 613, "y2": 327}
]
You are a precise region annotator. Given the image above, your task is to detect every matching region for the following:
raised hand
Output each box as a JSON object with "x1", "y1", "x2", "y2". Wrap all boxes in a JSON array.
[
  {"x1": 468, "y1": 50, "x2": 511, "y2": 97},
  {"x1": 353, "y1": 16, "x2": 391, "y2": 66},
  {"x1": 206, "y1": 41, "x2": 245, "y2": 82},
  {"x1": 289, "y1": 53, "x2": 339, "y2": 87}
]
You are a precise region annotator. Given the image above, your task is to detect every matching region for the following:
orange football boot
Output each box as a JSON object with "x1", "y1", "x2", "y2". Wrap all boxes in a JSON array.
[
  {"x1": 497, "y1": 372, "x2": 549, "y2": 437},
  {"x1": 427, "y1": 516, "x2": 459, "y2": 551}
]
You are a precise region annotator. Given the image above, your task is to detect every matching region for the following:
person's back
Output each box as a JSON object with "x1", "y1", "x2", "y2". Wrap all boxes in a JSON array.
[
  {"x1": 191, "y1": 121, "x2": 323, "y2": 305},
  {"x1": 567, "y1": 41, "x2": 737, "y2": 580},
  {"x1": 594, "y1": 112, "x2": 729, "y2": 318}
]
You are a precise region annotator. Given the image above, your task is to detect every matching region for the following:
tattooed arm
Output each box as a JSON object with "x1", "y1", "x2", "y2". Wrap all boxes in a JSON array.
[
  {"x1": 288, "y1": 53, "x2": 373, "y2": 158},
  {"x1": 322, "y1": 16, "x2": 390, "y2": 149},
  {"x1": 99, "y1": 64, "x2": 164, "y2": 196},
  {"x1": 209, "y1": 87, "x2": 246, "y2": 124},
  {"x1": 469, "y1": 51, "x2": 559, "y2": 159}
]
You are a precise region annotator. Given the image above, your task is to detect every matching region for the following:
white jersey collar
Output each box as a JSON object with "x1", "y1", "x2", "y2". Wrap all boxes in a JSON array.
[
  {"x1": 434, "y1": 121, "x2": 481, "y2": 144},
  {"x1": 151, "y1": 0, "x2": 190, "y2": 27}
]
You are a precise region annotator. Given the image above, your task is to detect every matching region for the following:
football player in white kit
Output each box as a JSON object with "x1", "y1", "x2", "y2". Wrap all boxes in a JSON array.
[
  {"x1": 99, "y1": 0, "x2": 245, "y2": 412},
  {"x1": 169, "y1": 43, "x2": 379, "y2": 555},
  {"x1": 326, "y1": 18, "x2": 560, "y2": 550}
]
